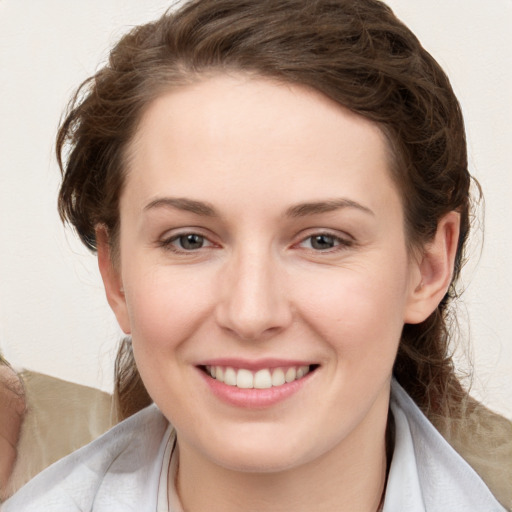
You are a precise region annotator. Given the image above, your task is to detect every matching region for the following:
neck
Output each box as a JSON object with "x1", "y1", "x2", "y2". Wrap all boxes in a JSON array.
[{"x1": 174, "y1": 394, "x2": 390, "y2": 512}]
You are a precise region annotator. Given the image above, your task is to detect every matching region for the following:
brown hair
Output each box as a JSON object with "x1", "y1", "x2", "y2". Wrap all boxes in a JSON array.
[
  {"x1": 113, "y1": 337, "x2": 152, "y2": 421},
  {"x1": 58, "y1": 0, "x2": 470, "y2": 418},
  {"x1": 56, "y1": 0, "x2": 502, "y2": 448}
]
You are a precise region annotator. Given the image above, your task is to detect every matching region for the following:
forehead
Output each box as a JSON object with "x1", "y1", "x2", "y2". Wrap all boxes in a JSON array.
[{"x1": 123, "y1": 74, "x2": 400, "y2": 218}]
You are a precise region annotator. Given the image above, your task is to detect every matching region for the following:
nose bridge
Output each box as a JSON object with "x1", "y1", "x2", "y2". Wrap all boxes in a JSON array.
[{"x1": 217, "y1": 242, "x2": 291, "y2": 340}]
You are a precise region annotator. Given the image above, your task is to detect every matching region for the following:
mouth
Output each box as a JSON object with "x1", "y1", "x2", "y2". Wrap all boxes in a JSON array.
[{"x1": 199, "y1": 364, "x2": 319, "y2": 390}]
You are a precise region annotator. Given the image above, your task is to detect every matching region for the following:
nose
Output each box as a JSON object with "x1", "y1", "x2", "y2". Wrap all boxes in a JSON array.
[{"x1": 215, "y1": 247, "x2": 293, "y2": 341}]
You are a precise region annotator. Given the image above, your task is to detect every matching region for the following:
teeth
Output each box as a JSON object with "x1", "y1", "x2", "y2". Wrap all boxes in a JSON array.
[
  {"x1": 237, "y1": 369, "x2": 253, "y2": 389},
  {"x1": 224, "y1": 367, "x2": 237, "y2": 386},
  {"x1": 271, "y1": 368, "x2": 285, "y2": 386},
  {"x1": 205, "y1": 365, "x2": 312, "y2": 389},
  {"x1": 285, "y1": 367, "x2": 296, "y2": 383},
  {"x1": 297, "y1": 366, "x2": 308, "y2": 379},
  {"x1": 254, "y1": 369, "x2": 272, "y2": 389}
]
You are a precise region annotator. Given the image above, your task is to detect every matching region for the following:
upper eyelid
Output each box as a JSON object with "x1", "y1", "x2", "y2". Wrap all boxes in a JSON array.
[
  {"x1": 160, "y1": 227, "x2": 216, "y2": 241},
  {"x1": 156, "y1": 227, "x2": 354, "y2": 247},
  {"x1": 156, "y1": 229, "x2": 218, "y2": 251},
  {"x1": 290, "y1": 228, "x2": 356, "y2": 253},
  {"x1": 296, "y1": 235, "x2": 352, "y2": 249},
  {"x1": 293, "y1": 227, "x2": 355, "y2": 243}
]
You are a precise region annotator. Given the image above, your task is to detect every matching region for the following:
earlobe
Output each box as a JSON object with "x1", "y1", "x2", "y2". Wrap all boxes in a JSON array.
[
  {"x1": 96, "y1": 226, "x2": 132, "y2": 334},
  {"x1": 404, "y1": 212, "x2": 460, "y2": 324}
]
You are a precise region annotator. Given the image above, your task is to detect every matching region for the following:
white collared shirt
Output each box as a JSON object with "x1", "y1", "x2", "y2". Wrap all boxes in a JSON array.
[{"x1": 4, "y1": 380, "x2": 506, "y2": 512}]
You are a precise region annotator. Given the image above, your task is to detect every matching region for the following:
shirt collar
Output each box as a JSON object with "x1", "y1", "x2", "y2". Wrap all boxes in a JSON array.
[
  {"x1": 160, "y1": 381, "x2": 505, "y2": 512},
  {"x1": 385, "y1": 379, "x2": 505, "y2": 512}
]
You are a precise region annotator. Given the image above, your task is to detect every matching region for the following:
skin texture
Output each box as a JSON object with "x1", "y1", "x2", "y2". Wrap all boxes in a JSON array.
[{"x1": 97, "y1": 74, "x2": 459, "y2": 512}]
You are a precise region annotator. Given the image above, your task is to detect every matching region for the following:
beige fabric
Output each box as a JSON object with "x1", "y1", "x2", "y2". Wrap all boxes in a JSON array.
[
  {"x1": 0, "y1": 365, "x2": 25, "y2": 500},
  {"x1": 5, "y1": 371, "x2": 114, "y2": 498},
  {"x1": 4, "y1": 371, "x2": 510, "y2": 509},
  {"x1": 431, "y1": 400, "x2": 512, "y2": 511}
]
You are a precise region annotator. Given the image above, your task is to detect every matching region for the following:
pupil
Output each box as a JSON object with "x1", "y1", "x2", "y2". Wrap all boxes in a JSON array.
[
  {"x1": 181, "y1": 234, "x2": 203, "y2": 250},
  {"x1": 312, "y1": 235, "x2": 334, "y2": 250}
]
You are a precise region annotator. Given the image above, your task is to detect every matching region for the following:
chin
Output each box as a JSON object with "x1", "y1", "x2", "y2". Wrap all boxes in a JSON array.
[
  {"x1": 192, "y1": 425, "x2": 324, "y2": 474},
  {"x1": 213, "y1": 447, "x2": 306, "y2": 474}
]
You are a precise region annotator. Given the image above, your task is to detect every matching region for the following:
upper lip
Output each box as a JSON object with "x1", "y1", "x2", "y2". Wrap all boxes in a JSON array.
[{"x1": 196, "y1": 358, "x2": 318, "y2": 371}]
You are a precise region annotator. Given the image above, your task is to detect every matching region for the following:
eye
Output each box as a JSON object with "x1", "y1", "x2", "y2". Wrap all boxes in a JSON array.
[
  {"x1": 298, "y1": 233, "x2": 351, "y2": 251},
  {"x1": 177, "y1": 233, "x2": 205, "y2": 250},
  {"x1": 161, "y1": 232, "x2": 214, "y2": 252}
]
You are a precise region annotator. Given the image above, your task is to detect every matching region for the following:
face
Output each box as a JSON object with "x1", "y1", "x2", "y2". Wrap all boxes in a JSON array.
[{"x1": 104, "y1": 74, "x2": 425, "y2": 473}]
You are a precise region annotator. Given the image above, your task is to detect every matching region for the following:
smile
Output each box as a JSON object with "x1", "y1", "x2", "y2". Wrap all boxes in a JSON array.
[{"x1": 203, "y1": 365, "x2": 314, "y2": 389}]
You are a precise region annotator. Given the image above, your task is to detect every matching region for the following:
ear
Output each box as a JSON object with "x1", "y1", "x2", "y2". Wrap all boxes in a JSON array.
[
  {"x1": 404, "y1": 212, "x2": 460, "y2": 324},
  {"x1": 96, "y1": 226, "x2": 132, "y2": 334}
]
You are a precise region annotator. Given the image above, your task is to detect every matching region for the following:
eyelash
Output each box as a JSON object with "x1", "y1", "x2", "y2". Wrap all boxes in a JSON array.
[
  {"x1": 158, "y1": 230, "x2": 353, "y2": 255},
  {"x1": 158, "y1": 232, "x2": 215, "y2": 253},
  {"x1": 295, "y1": 232, "x2": 353, "y2": 253}
]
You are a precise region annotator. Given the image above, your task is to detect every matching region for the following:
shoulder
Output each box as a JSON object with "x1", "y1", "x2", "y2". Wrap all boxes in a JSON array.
[
  {"x1": 430, "y1": 394, "x2": 512, "y2": 511},
  {"x1": 2, "y1": 404, "x2": 170, "y2": 512},
  {"x1": 387, "y1": 380, "x2": 509, "y2": 512}
]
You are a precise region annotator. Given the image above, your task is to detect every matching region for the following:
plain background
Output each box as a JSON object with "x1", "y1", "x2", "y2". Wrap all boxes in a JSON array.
[{"x1": 0, "y1": 0, "x2": 511, "y2": 418}]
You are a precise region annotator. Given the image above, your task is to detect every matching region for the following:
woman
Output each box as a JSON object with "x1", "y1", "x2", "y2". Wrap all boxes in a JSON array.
[{"x1": 4, "y1": 0, "x2": 510, "y2": 510}]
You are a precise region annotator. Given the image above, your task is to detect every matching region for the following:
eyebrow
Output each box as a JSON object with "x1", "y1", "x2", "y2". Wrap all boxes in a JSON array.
[
  {"x1": 285, "y1": 198, "x2": 374, "y2": 217},
  {"x1": 143, "y1": 197, "x2": 217, "y2": 216},
  {"x1": 143, "y1": 196, "x2": 374, "y2": 218}
]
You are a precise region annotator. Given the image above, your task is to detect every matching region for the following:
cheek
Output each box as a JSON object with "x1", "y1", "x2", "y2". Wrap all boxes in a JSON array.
[
  {"x1": 122, "y1": 269, "x2": 208, "y2": 406},
  {"x1": 123, "y1": 265, "x2": 214, "y2": 354},
  {"x1": 292, "y1": 259, "x2": 410, "y2": 357}
]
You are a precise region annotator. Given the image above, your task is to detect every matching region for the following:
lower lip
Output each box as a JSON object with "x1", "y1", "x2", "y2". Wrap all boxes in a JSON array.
[{"x1": 198, "y1": 368, "x2": 315, "y2": 408}]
